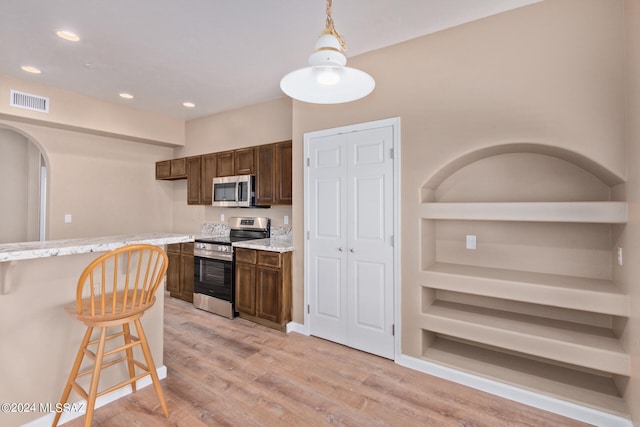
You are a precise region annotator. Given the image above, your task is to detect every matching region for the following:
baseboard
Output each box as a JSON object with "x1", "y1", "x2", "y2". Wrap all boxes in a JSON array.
[
  {"x1": 395, "y1": 355, "x2": 633, "y2": 427},
  {"x1": 21, "y1": 365, "x2": 167, "y2": 427},
  {"x1": 286, "y1": 321, "x2": 307, "y2": 335}
]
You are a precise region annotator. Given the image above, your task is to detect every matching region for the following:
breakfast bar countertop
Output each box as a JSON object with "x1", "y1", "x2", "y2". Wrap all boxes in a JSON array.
[{"x1": 0, "y1": 232, "x2": 194, "y2": 263}]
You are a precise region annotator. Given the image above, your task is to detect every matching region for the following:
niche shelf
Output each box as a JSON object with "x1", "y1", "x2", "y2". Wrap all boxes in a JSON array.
[
  {"x1": 422, "y1": 335, "x2": 629, "y2": 418},
  {"x1": 421, "y1": 299, "x2": 629, "y2": 376},
  {"x1": 420, "y1": 201, "x2": 628, "y2": 223},
  {"x1": 421, "y1": 263, "x2": 629, "y2": 317},
  {"x1": 417, "y1": 149, "x2": 630, "y2": 420}
]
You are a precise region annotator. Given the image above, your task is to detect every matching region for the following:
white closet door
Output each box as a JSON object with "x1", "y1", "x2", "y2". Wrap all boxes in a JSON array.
[
  {"x1": 307, "y1": 122, "x2": 395, "y2": 359},
  {"x1": 307, "y1": 134, "x2": 348, "y2": 344},
  {"x1": 346, "y1": 126, "x2": 395, "y2": 359}
]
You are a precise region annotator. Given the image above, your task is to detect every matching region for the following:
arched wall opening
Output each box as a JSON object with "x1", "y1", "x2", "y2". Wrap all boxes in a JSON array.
[{"x1": 0, "y1": 124, "x2": 49, "y2": 243}]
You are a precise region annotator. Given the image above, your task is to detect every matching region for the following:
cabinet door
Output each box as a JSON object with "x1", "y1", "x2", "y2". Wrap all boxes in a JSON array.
[
  {"x1": 235, "y1": 147, "x2": 255, "y2": 175},
  {"x1": 235, "y1": 262, "x2": 256, "y2": 315},
  {"x1": 187, "y1": 156, "x2": 202, "y2": 205},
  {"x1": 216, "y1": 151, "x2": 235, "y2": 177},
  {"x1": 256, "y1": 266, "x2": 282, "y2": 323},
  {"x1": 200, "y1": 153, "x2": 216, "y2": 205},
  {"x1": 255, "y1": 144, "x2": 275, "y2": 205},
  {"x1": 275, "y1": 141, "x2": 293, "y2": 204},
  {"x1": 180, "y1": 253, "x2": 194, "y2": 302},
  {"x1": 171, "y1": 158, "x2": 187, "y2": 178},
  {"x1": 166, "y1": 251, "x2": 180, "y2": 294},
  {"x1": 156, "y1": 160, "x2": 171, "y2": 179}
]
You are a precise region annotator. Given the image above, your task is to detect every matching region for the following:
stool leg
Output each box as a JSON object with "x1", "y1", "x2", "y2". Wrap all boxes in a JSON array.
[
  {"x1": 83, "y1": 327, "x2": 107, "y2": 427},
  {"x1": 122, "y1": 323, "x2": 137, "y2": 392},
  {"x1": 134, "y1": 318, "x2": 169, "y2": 417},
  {"x1": 52, "y1": 326, "x2": 93, "y2": 427}
]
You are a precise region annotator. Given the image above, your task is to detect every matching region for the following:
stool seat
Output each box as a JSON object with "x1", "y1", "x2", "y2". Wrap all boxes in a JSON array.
[
  {"x1": 64, "y1": 291, "x2": 156, "y2": 325},
  {"x1": 53, "y1": 244, "x2": 170, "y2": 427}
]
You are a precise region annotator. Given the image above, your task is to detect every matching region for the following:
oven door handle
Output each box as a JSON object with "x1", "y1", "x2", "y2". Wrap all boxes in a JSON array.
[{"x1": 194, "y1": 252, "x2": 233, "y2": 262}]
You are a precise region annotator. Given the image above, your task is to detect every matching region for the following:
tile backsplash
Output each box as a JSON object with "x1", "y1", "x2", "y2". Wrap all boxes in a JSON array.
[{"x1": 200, "y1": 222, "x2": 291, "y2": 241}]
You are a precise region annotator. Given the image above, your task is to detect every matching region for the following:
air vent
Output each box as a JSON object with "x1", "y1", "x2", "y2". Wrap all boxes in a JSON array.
[{"x1": 10, "y1": 90, "x2": 49, "y2": 113}]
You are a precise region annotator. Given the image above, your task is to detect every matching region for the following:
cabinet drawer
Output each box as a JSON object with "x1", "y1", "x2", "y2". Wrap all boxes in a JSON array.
[
  {"x1": 166, "y1": 243, "x2": 181, "y2": 254},
  {"x1": 181, "y1": 242, "x2": 194, "y2": 253},
  {"x1": 258, "y1": 251, "x2": 281, "y2": 268},
  {"x1": 236, "y1": 248, "x2": 257, "y2": 264}
]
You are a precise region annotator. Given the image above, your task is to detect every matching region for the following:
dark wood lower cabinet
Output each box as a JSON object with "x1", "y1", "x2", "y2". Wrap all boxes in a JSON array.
[
  {"x1": 235, "y1": 247, "x2": 292, "y2": 331},
  {"x1": 166, "y1": 242, "x2": 194, "y2": 303}
]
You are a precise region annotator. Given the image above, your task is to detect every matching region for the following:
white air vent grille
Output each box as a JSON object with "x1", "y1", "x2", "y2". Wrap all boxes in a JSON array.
[{"x1": 10, "y1": 90, "x2": 49, "y2": 113}]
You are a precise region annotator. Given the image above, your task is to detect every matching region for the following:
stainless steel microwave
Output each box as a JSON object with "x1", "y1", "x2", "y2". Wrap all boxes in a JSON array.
[{"x1": 212, "y1": 175, "x2": 255, "y2": 207}]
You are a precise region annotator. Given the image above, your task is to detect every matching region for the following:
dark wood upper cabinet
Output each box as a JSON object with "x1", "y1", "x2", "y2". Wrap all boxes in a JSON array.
[
  {"x1": 158, "y1": 141, "x2": 291, "y2": 206},
  {"x1": 235, "y1": 147, "x2": 256, "y2": 175},
  {"x1": 275, "y1": 141, "x2": 293, "y2": 204},
  {"x1": 256, "y1": 140, "x2": 292, "y2": 205},
  {"x1": 216, "y1": 151, "x2": 235, "y2": 177},
  {"x1": 186, "y1": 156, "x2": 201, "y2": 205},
  {"x1": 186, "y1": 154, "x2": 217, "y2": 205},
  {"x1": 200, "y1": 153, "x2": 217, "y2": 205},
  {"x1": 255, "y1": 144, "x2": 275, "y2": 205},
  {"x1": 156, "y1": 158, "x2": 187, "y2": 180}
]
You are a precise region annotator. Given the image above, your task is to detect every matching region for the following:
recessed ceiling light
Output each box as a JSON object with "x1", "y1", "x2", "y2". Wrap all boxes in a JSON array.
[
  {"x1": 119, "y1": 92, "x2": 134, "y2": 99},
  {"x1": 21, "y1": 65, "x2": 42, "y2": 74},
  {"x1": 183, "y1": 102, "x2": 195, "y2": 108},
  {"x1": 56, "y1": 30, "x2": 80, "y2": 42}
]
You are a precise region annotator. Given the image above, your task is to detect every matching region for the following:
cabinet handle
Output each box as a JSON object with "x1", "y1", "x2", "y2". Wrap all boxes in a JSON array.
[
  {"x1": 350, "y1": 248, "x2": 355, "y2": 253},
  {"x1": 338, "y1": 247, "x2": 343, "y2": 252}
]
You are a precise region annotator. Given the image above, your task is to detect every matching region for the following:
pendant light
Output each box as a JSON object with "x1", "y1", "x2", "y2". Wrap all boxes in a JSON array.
[{"x1": 280, "y1": 0, "x2": 375, "y2": 104}]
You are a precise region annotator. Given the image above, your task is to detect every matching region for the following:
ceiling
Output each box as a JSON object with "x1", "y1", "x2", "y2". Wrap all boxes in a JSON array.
[{"x1": 0, "y1": 0, "x2": 539, "y2": 121}]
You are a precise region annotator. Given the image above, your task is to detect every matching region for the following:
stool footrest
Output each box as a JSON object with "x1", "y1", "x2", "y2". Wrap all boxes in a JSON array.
[
  {"x1": 103, "y1": 337, "x2": 140, "y2": 357},
  {"x1": 71, "y1": 382, "x2": 88, "y2": 401},
  {"x1": 96, "y1": 372, "x2": 151, "y2": 398}
]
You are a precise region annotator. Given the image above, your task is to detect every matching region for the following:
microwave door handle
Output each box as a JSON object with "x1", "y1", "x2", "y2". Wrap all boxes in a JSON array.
[{"x1": 236, "y1": 181, "x2": 241, "y2": 205}]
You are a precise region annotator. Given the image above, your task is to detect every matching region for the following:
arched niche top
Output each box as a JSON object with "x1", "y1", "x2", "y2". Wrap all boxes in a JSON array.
[
  {"x1": 421, "y1": 143, "x2": 625, "y2": 203},
  {"x1": 0, "y1": 122, "x2": 50, "y2": 167}
]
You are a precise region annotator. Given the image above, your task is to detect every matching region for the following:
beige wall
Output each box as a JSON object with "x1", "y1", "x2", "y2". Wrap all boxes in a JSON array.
[
  {"x1": 0, "y1": 93, "x2": 178, "y2": 425},
  {"x1": 0, "y1": 119, "x2": 175, "y2": 241},
  {"x1": 171, "y1": 97, "x2": 293, "y2": 234},
  {"x1": 0, "y1": 74, "x2": 185, "y2": 146},
  {"x1": 622, "y1": 0, "x2": 640, "y2": 423},
  {"x1": 292, "y1": 0, "x2": 626, "y2": 322},
  {"x1": 0, "y1": 253, "x2": 165, "y2": 426}
]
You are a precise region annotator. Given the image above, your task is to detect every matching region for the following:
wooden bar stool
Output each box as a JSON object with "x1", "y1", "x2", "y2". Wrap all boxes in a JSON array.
[{"x1": 53, "y1": 244, "x2": 170, "y2": 427}]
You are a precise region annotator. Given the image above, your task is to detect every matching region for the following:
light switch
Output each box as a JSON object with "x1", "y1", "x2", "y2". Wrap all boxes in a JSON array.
[
  {"x1": 466, "y1": 234, "x2": 476, "y2": 250},
  {"x1": 64, "y1": 214, "x2": 72, "y2": 224}
]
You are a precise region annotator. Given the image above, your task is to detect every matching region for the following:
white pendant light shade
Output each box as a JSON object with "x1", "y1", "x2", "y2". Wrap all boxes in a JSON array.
[{"x1": 280, "y1": 1, "x2": 375, "y2": 104}]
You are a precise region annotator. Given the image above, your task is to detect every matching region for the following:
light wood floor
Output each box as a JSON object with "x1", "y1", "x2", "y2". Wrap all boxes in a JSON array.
[{"x1": 65, "y1": 296, "x2": 591, "y2": 426}]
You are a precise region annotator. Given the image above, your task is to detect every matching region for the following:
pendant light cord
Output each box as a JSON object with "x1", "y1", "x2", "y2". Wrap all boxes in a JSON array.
[{"x1": 322, "y1": 0, "x2": 347, "y2": 51}]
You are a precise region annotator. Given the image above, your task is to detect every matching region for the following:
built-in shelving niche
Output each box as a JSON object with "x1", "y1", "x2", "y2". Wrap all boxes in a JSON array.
[{"x1": 418, "y1": 145, "x2": 630, "y2": 419}]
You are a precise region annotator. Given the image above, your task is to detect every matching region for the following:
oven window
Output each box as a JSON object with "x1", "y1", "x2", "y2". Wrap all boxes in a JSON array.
[{"x1": 194, "y1": 257, "x2": 233, "y2": 302}]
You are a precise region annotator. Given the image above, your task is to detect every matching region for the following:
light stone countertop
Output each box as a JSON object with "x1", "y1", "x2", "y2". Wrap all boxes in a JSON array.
[
  {"x1": 232, "y1": 238, "x2": 294, "y2": 253},
  {"x1": 0, "y1": 233, "x2": 194, "y2": 262}
]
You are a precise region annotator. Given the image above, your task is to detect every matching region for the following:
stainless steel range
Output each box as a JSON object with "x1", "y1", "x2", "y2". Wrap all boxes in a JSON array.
[{"x1": 193, "y1": 217, "x2": 270, "y2": 318}]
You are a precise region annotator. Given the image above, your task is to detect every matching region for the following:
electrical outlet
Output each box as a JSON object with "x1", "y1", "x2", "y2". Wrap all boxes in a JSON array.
[
  {"x1": 466, "y1": 235, "x2": 476, "y2": 250},
  {"x1": 220, "y1": 213, "x2": 225, "y2": 222},
  {"x1": 618, "y1": 247, "x2": 623, "y2": 266},
  {"x1": 284, "y1": 215, "x2": 289, "y2": 225},
  {"x1": 64, "y1": 214, "x2": 72, "y2": 224}
]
